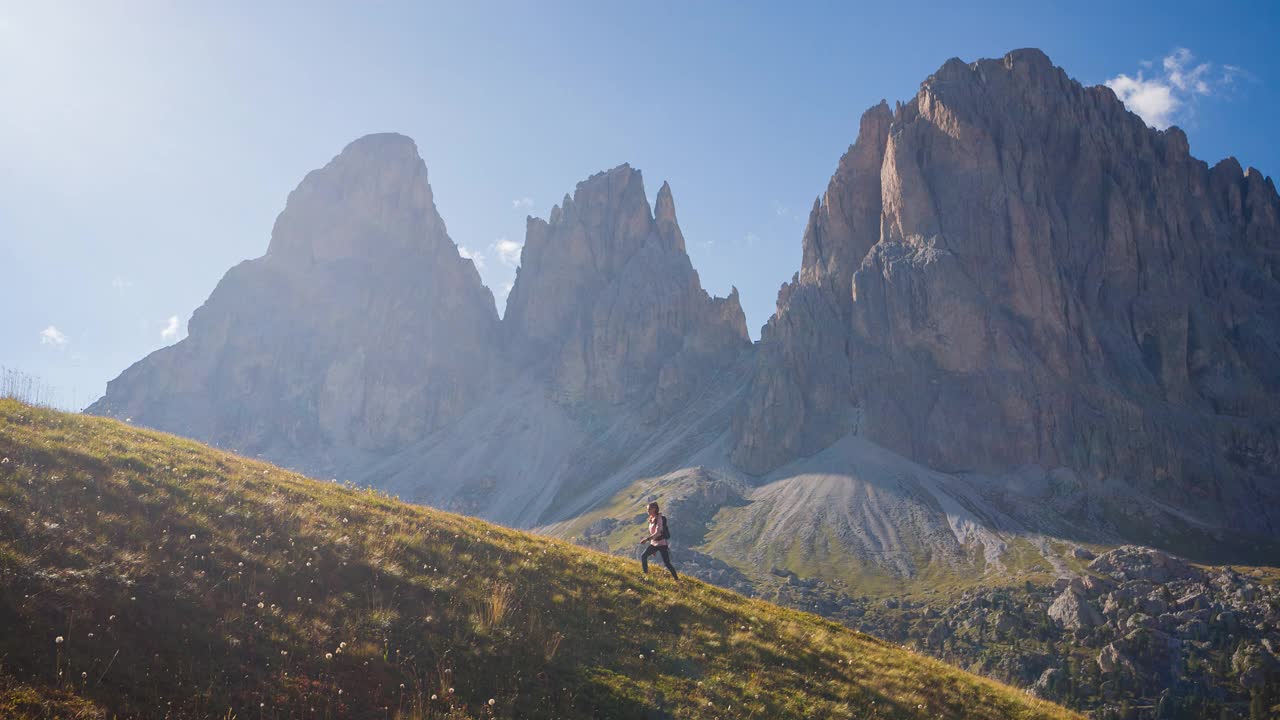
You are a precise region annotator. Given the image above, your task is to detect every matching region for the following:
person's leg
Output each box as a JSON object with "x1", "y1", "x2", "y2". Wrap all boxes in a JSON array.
[
  {"x1": 658, "y1": 546, "x2": 678, "y2": 580},
  {"x1": 640, "y1": 544, "x2": 657, "y2": 573}
]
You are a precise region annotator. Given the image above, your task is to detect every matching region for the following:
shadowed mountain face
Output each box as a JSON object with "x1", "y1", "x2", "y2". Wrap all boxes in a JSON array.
[
  {"x1": 504, "y1": 164, "x2": 749, "y2": 409},
  {"x1": 87, "y1": 134, "x2": 503, "y2": 470},
  {"x1": 92, "y1": 50, "x2": 1278, "y2": 571},
  {"x1": 732, "y1": 49, "x2": 1280, "y2": 539}
]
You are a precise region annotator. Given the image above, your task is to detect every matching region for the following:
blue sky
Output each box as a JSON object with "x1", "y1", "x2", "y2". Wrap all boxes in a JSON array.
[{"x1": 2, "y1": 1, "x2": 1278, "y2": 410}]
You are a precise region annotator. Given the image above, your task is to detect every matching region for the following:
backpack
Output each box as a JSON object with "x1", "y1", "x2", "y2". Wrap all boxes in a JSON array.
[{"x1": 659, "y1": 514, "x2": 671, "y2": 541}]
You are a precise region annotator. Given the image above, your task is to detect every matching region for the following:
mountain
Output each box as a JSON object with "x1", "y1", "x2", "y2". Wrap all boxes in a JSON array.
[
  {"x1": 360, "y1": 164, "x2": 751, "y2": 526},
  {"x1": 0, "y1": 400, "x2": 1080, "y2": 720},
  {"x1": 733, "y1": 49, "x2": 1280, "y2": 544},
  {"x1": 505, "y1": 164, "x2": 749, "y2": 409},
  {"x1": 87, "y1": 134, "x2": 502, "y2": 473},
  {"x1": 83, "y1": 49, "x2": 1280, "y2": 717}
]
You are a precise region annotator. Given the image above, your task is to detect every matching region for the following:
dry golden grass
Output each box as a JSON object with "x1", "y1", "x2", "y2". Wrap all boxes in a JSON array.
[{"x1": 0, "y1": 400, "x2": 1079, "y2": 719}]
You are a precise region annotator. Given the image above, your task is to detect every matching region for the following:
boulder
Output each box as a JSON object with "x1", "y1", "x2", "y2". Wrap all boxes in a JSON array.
[
  {"x1": 1233, "y1": 643, "x2": 1278, "y2": 691},
  {"x1": 1048, "y1": 587, "x2": 1104, "y2": 630},
  {"x1": 1032, "y1": 667, "x2": 1064, "y2": 698}
]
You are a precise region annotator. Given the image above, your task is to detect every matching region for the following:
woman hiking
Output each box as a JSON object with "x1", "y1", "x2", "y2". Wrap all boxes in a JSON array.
[{"x1": 639, "y1": 501, "x2": 678, "y2": 580}]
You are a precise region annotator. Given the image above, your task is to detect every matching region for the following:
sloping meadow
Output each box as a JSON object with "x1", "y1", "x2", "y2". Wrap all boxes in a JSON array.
[{"x1": 0, "y1": 400, "x2": 1076, "y2": 719}]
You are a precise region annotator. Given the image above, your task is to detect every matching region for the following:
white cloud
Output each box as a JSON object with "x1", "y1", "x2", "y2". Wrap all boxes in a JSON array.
[
  {"x1": 1106, "y1": 48, "x2": 1241, "y2": 129},
  {"x1": 1163, "y1": 48, "x2": 1210, "y2": 94},
  {"x1": 160, "y1": 315, "x2": 180, "y2": 342},
  {"x1": 111, "y1": 275, "x2": 132, "y2": 290},
  {"x1": 744, "y1": 232, "x2": 759, "y2": 246},
  {"x1": 512, "y1": 197, "x2": 534, "y2": 211},
  {"x1": 492, "y1": 237, "x2": 523, "y2": 266},
  {"x1": 458, "y1": 246, "x2": 486, "y2": 269},
  {"x1": 40, "y1": 325, "x2": 68, "y2": 345},
  {"x1": 1106, "y1": 75, "x2": 1179, "y2": 129}
]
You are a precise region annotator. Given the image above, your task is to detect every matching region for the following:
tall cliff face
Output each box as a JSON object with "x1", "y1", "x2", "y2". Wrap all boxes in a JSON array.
[
  {"x1": 350, "y1": 165, "x2": 753, "y2": 527},
  {"x1": 733, "y1": 49, "x2": 1280, "y2": 535},
  {"x1": 503, "y1": 164, "x2": 750, "y2": 409},
  {"x1": 88, "y1": 134, "x2": 501, "y2": 469},
  {"x1": 730, "y1": 102, "x2": 893, "y2": 469}
]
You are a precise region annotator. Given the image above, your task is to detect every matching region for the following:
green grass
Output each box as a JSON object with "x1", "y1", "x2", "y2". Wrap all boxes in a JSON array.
[{"x1": 0, "y1": 400, "x2": 1079, "y2": 719}]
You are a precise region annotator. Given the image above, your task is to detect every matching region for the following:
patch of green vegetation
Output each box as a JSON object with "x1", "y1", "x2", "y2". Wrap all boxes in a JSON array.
[
  {"x1": 697, "y1": 500, "x2": 1008, "y2": 602},
  {"x1": 0, "y1": 400, "x2": 1079, "y2": 719},
  {"x1": 561, "y1": 472, "x2": 1090, "y2": 606}
]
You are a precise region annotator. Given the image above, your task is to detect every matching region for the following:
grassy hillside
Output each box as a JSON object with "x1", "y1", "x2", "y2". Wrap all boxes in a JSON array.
[{"x1": 0, "y1": 400, "x2": 1078, "y2": 719}]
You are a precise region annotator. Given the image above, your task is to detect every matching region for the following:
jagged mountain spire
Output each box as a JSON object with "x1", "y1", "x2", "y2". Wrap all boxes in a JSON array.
[{"x1": 504, "y1": 164, "x2": 748, "y2": 405}]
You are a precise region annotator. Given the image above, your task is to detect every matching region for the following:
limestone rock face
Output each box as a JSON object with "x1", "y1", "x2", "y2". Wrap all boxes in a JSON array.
[
  {"x1": 732, "y1": 49, "x2": 1280, "y2": 538},
  {"x1": 88, "y1": 134, "x2": 501, "y2": 471},
  {"x1": 504, "y1": 164, "x2": 750, "y2": 408},
  {"x1": 731, "y1": 102, "x2": 892, "y2": 469}
]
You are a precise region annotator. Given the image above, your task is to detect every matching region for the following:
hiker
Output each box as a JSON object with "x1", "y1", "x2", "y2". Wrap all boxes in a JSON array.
[{"x1": 638, "y1": 501, "x2": 678, "y2": 580}]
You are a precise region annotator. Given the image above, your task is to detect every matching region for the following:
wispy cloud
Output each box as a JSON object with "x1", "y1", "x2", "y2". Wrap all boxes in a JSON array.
[
  {"x1": 160, "y1": 315, "x2": 181, "y2": 342},
  {"x1": 40, "y1": 325, "x2": 68, "y2": 346},
  {"x1": 111, "y1": 275, "x2": 133, "y2": 291},
  {"x1": 773, "y1": 201, "x2": 805, "y2": 225},
  {"x1": 458, "y1": 246, "x2": 486, "y2": 269},
  {"x1": 744, "y1": 232, "x2": 759, "y2": 246},
  {"x1": 492, "y1": 237, "x2": 523, "y2": 266},
  {"x1": 1106, "y1": 47, "x2": 1243, "y2": 129},
  {"x1": 512, "y1": 197, "x2": 534, "y2": 211}
]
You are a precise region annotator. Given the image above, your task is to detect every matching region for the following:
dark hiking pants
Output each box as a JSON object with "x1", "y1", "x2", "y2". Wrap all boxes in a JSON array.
[{"x1": 641, "y1": 544, "x2": 678, "y2": 580}]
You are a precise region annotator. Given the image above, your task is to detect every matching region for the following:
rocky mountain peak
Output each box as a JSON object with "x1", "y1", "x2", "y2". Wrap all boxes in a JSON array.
[
  {"x1": 504, "y1": 165, "x2": 748, "y2": 406},
  {"x1": 655, "y1": 180, "x2": 685, "y2": 252},
  {"x1": 799, "y1": 99, "x2": 892, "y2": 291},
  {"x1": 266, "y1": 133, "x2": 455, "y2": 265},
  {"x1": 90, "y1": 136, "x2": 501, "y2": 471}
]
